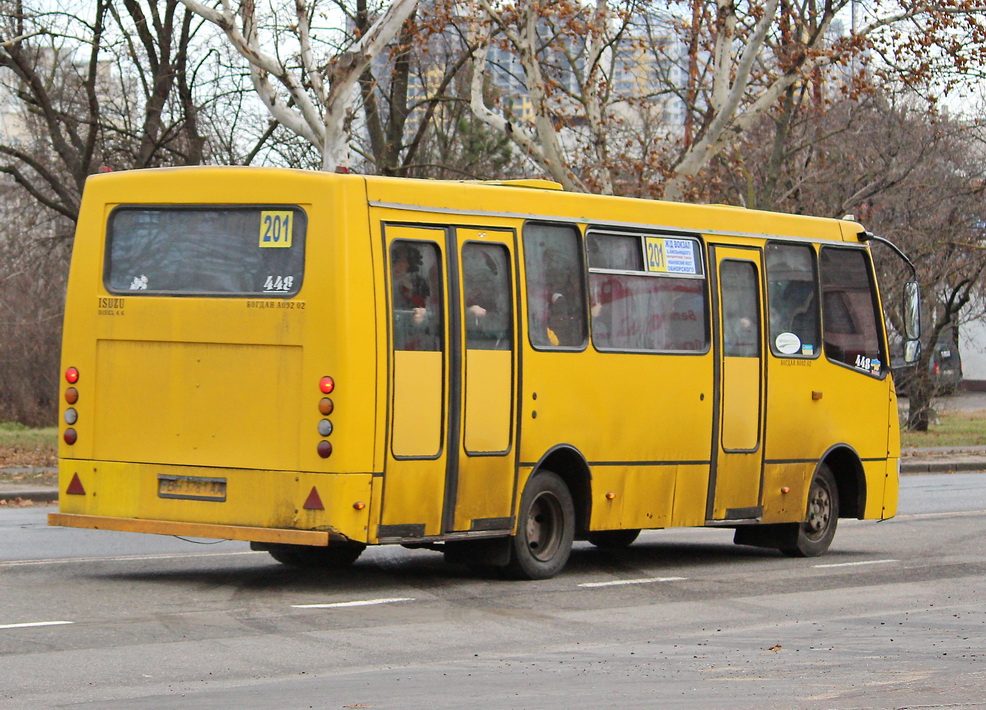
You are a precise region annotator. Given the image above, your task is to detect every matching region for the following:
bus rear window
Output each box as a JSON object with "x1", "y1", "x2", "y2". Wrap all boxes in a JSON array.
[{"x1": 105, "y1": 206, "x2": 306, "y2": 296}]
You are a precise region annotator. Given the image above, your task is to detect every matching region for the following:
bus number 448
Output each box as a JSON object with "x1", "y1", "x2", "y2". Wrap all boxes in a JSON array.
[{"x1": 264, "y1": 275, "x2": 294, "y2": 292}]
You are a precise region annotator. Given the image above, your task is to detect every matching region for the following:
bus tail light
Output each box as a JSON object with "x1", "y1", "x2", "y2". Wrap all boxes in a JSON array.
[
  {"x1": 63, "y1": 367, "x2": 80, "y2": 445},
  {"x1": 317, "y1": 377, "x2": 334, "y2": 458}
]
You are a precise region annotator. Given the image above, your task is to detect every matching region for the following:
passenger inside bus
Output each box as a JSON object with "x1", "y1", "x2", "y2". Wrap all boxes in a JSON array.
[
  {"x1": 391, "y1": 242, "x2": 442, "y2": 351},
  {"x1": 546, "y1": 292, "x2": 582, "y2": 346},
  {"x1": 462, "y1": 244, "x2": 512, "y2": 350}
]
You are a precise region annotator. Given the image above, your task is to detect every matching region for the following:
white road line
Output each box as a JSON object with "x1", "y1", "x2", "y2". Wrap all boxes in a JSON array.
[
  {"x1": 578, "y1": 576, "x2": 687, "y2": 588},
  {"x1": 0, "y1": 621, "x2": 74, "y2": 630},
  {"x1": 813, "y1": 559, "x2": 898, "y2": 569},
  {"x1": 292, "y1": 597, "x2": 415, "y2": 609},
  {"x1": 0, "y1": 550, "x2": 263, "y2": 568},
  {"x1": 895, "y1": 510, "x2": 986, "y2": 520}
]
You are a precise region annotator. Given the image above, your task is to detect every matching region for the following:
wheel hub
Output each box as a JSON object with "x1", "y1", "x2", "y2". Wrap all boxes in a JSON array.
[
  {"x1": 526, "y1": 492, "x2": 562, "y2": 561},
  {"x1": 805, "y1": 482, "x2": 831, "y2": 537}
]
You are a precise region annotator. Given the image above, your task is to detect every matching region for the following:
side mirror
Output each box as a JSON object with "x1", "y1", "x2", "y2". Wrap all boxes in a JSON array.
[
  {"x1": 904, "y1": 281, "x2": 920, "y2": 341},
  {"x1": 904, "y1": 338, "x2": 922, "y2": 365}
]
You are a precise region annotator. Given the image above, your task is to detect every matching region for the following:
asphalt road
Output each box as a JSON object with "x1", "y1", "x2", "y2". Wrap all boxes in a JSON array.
[{"x1": 2, "y1": 474, "x2": 985, "y2": 709}]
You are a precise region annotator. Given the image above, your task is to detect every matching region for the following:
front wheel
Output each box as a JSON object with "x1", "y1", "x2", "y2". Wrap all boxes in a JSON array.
[
  {"x1": 781, "y1": 463, "x2": 839, "y2": 558},
  {"x1": 505, "y1": 470, "x2": 575, "y2": 580}
]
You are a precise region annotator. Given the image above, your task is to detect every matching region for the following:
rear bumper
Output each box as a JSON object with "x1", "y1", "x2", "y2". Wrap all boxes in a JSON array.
[
  {"x1": 55, "y1": 460, "x2": 374, "y2": 542},
  {"x1": 48, "y1": 513, "x2": 330, "y2": 546}
]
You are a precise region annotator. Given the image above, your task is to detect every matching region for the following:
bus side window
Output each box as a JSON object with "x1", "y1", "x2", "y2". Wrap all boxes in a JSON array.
[
  {"x1": 765, "y1": 243, "x2": 819, "y2": 357},
  {"x1": 523, "y1": 223, "x2": 587, "y2": 349},
  {"x1": 820, "y1": 247, "x2": 885, "y2": 374},
  {"x1": 391, "y1": 241, "x2": 443, "y2": 352},
  {"x1": 462, "y1": 243, "x2": 512, "y2": 350},
  {"x1": 720, "y1": 261, "x2": 760, "y2": 357}
]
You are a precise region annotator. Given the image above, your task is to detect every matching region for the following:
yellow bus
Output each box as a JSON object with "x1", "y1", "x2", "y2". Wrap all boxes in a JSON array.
[{"x1": 49, "y1": 166, "x2": 920, "y2": 579}]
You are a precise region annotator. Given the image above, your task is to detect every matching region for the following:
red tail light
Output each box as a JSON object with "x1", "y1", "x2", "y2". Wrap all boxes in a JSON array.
[{"x1": 65, "y1": 367, "x2": 80, "y2": 384}]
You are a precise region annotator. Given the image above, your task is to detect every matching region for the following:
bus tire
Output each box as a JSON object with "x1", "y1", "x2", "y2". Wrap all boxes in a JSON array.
[
  {"x1": 505, "y1": 470, "x2": 575, "y2": 580},
  {"x1": 781, "y1": 463, "x2": 839, "y2": 558},
  {"x1": 266, "y1": 543, "x2": 365, "y2": 568},
  {"x1": 586, "y1": 529, "x2": 640, "y2": 548}
]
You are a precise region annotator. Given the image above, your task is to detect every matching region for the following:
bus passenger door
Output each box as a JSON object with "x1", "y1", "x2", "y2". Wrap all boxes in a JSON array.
[
  {"x1": 709, "y1": 246, "x2": 765, "y2": 521},
  {"x1": 381, "y1": 226, "x2": 450, "y2": 539},
  {"x1": 449, "y1": 228, "x2": 518, "y2": 533}
]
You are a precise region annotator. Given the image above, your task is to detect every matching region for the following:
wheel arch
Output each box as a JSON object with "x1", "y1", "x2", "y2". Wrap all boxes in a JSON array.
[
  {"x1": 529, "y1": 444, "x2": 592, "y2": 537},
  {"x1": 819, "y1": 444, "x2": 866, "y2": 519}
]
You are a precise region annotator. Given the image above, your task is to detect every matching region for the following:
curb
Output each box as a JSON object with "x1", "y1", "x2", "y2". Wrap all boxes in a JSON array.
[
  {"x1": 0, "y1": 489, "x2": 59, "y2": 504},
  {"x1": 900, "y1": 460, "x2": 986, "y2": 475}
]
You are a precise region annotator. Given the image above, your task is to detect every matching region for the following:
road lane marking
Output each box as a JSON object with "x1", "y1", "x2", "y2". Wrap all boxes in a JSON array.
[
  {"x1": 813, "y1": 559, "x2": 898, "y2": 569},
  {"x1": 578, "y1": 577, "x2": 687, "y2": 588},
  {"x1": 895, "y1": 510, "x2": 986, "y2": 520},
  {"x1": 0, "y1": 621, "x2": 73, "y2": 630},
  {"x1": 292, "y1": 598, "x2": 414, "y2": 609},
  {"x1": 0, "y1": 550, "x2": 263, "y2": 568}
]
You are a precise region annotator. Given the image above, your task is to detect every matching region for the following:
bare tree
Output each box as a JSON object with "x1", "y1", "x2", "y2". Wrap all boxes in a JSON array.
[
  {"x1": 467, "y1": 0, "x2": 986, "y2": 200},
  {"x1": 178, "y1": 0, "x2": 419, "y2": 171},
  {"x1": 0, "y1": 0, "x2": 215, "y2": 224},
  {"x1": 466, "y1": 0, "x2": 636, "y2": 193},
  {"x1": 0, "y1": 182, "x2": 69, "y2": 426}
]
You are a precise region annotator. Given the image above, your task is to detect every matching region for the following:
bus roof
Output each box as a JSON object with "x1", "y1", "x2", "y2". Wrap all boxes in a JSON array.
[{"x1": 83, "y1": 166, "x2": 865, "y2": 244}]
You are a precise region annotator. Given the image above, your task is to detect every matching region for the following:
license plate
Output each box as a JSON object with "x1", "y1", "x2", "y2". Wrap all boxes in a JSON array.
[{"x1": 157, "y1": 475, "x2": 227, "y2": 502}]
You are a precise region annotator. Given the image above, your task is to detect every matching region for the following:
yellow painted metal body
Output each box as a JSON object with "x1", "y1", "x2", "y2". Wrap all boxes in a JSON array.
[{"x1": 53, "y1": 166, "x2": 900, "y2": 552}]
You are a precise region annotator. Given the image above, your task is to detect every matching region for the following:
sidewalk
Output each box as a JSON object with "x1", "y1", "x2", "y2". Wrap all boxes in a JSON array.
[{"x1": 3, "y1": 449, "x2": 985, "y2": 505}]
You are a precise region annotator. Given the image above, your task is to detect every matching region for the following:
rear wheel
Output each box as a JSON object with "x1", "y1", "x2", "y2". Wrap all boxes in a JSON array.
[
  {"x1": 781, "y1": 464, "x2": 839, "y2": 558},
  {"x1": 505, "y1": 470, "x2": 575, "y2": 580},
  {"x1": 586, "y1": 529, "x2": 640, "y2": 549},
  {"x1": 262, "y1": 543, "x2": 365, "y2": 568}
]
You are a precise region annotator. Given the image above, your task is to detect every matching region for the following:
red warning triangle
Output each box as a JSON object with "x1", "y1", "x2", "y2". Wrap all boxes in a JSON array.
[
  {"x1": 303, "y1": 486, "x2": 324, "y2": 511},
  {"x1": 66, "y1": 473, "x2": 86, "y2": 496}
]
